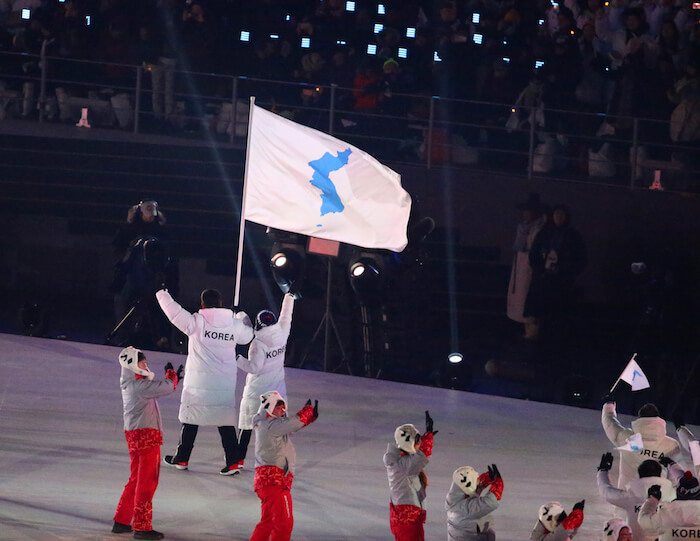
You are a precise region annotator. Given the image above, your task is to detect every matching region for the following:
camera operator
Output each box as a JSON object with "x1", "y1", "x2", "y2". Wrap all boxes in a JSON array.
[{"x1": 111, "y1": 201, "x2": 176, "y2": 350}]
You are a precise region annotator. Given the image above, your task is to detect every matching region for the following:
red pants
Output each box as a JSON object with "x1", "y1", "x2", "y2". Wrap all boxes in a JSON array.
[
  {"x1": 114, "y1": 445, "x2": 160, "y2": 531},
  {"x1": 390, "y1": 503, "x2": 425, "y2": 541},
  {"x1": 390, "y1": 520, "x2": 425, "y2": 541},
  {"x1": 249, "y1": 485, "x2": 294, "y2": 541}
]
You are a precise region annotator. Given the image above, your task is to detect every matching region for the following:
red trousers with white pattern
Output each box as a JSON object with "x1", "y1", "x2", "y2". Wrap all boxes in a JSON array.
[
  {"x1": 113, "y1": 445, "x2": 160, "y2": 531},
  {"x1": 390, "y1": 503, "x2": 426, "y2": 541},
  {"x1": 249, "y1": 485, "x2": 294, "y2": 541}
]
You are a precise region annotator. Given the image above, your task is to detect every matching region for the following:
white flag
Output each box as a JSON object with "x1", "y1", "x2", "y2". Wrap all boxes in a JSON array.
[
  {"x1": 619, "y1": 355, "x2": 650, "y2": 391},
  {"x1": 243, "y1": 102, "x2": 412, "y2": 252},
  {"x1": 616, "y1": 432, "x2": 644, "y2": 453}
]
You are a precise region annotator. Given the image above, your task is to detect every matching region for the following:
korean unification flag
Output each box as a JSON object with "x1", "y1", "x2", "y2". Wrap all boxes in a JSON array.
[
  {"x1": 619, "y1": 355, "x2": 650, "y2": 391},
  {"x1": 244, "y1": 102, "x2": 412, "y2": 252},
  {"x1": 616, "y1": 433, "x2": 644, "y2": 453}
]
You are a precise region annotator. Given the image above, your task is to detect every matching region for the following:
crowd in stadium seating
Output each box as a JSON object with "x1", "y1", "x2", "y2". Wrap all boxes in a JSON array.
[{"x1": 1, "y1": 0, "x2": 699, "y2": 158}]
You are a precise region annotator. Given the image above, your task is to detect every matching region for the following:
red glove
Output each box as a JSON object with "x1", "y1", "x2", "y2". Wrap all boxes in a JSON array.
[
  {"x1": 477, "y1": 471, "x2": 491, "y2": 488},
  {"x1": 418, "y1": 431, "x2": 434, "y2": 457},
  {"x1": 488, "y1": 477, "x2": 504, "y2": 501},
  {"x1": 562, "y1": 507, "x2": 584, "y2": 530},
  {"x1": 165, "y1": 368, "x2": 178, "y2": 388},
  {"x1": 297, "y1": 399, "x2": 317, "y2": 426}
]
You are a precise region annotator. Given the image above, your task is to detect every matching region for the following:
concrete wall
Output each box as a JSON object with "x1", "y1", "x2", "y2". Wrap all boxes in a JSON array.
[{"x1": 401, "y1": 166, "x2": 700, "y2": 302}]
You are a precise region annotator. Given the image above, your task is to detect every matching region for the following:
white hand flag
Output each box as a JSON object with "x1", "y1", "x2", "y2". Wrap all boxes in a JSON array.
[
  {"x1": 616, "y1": 433, "x2": 644, "y2": 453},
  {"x1": 619, "y1": 354, "x2": 650, "y2": 391},
  {"x1": 243, "y1": 101, "x2": 412, "y2": 252}
]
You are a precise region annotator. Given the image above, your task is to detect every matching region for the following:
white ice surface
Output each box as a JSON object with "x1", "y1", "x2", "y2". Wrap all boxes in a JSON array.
[{"x1": 0, "y1": 333, "x2": 679, "y2": 540}]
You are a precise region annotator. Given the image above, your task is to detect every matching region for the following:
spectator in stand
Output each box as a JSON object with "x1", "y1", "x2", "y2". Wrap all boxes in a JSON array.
[
  {"x1": 608, "y1": 7, "x2": 655, "y2": 122},
  {"x1": 542, "y1": 30, "x2": 582, "y2": 133},
  {"x1": 352, "y1": 61, "x2": 383, "y2": 112},
  {"x1": 100, "y1": 18, "x2": 134, "y2": 88},
  {"x1": 150, "y1": 0, "x2": 178, "y2": 124}
]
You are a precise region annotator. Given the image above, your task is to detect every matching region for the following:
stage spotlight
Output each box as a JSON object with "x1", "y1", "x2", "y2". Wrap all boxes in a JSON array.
[
  {"x1": 448, "y1": 352, "x2": 463, "y2": 364},
  {"x1": 270, "y1": 244, "x2": 306, "y2": 298},
  {"x1": 348, "y1": 254, "x2": 384, "y2": 305},
  {"x1": 350, "y1": 262, "x2": 366, "y2": 277},
  {"x1": 272, "y1": 253, "x2": 288, "y2": 268}
]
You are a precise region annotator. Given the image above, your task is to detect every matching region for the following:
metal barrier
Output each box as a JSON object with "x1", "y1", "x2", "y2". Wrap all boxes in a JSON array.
[{"x1": 1, "y1": 49, "x2": 699, "y2": 192}]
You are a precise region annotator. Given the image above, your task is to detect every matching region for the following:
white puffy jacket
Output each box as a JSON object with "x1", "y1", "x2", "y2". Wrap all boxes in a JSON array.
[
  {"x1": 237, "y1": 294, "x2": 294, "y2": 430},
  {"x1": 639, "y1": 498, "x2": 700, "y2": 541},
  {"x1": 597, "y1": 469, "x2": 677, "y2": 541},
  {"x1": 156, "y1": 289, "x2": 253, "y2": 426},
  {"x1": 601, "y1": 403, "x2": 681, "y2": 488}
]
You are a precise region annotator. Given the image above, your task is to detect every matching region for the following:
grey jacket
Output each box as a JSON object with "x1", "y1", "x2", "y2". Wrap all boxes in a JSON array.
[
  {"x1": 445, "y1": 482, "x2": 499, "y2": 540},
  {"x1": 252, "y1": 410, "x2": 305, "y2": 473},
  {"x1": 384, "y1": 443, "x2": 429, "y2": 507},
  {"x1": 120, "y1": 366, "x2": 177, "y2": 431}
]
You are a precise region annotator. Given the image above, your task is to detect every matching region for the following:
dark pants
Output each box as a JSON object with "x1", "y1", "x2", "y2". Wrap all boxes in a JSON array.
[
  {"x1": 236, "y1": 429, "x2": 252, "y2": 462},
  {"x1": 173, "y1": 423, "x2": 239, "y2": 467}
]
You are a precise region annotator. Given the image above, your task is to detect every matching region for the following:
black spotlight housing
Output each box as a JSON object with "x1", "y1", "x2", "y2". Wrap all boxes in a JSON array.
[
  {"x1": 270, "y1": 242, "x2": 306, "y2": 298},
  {"x1": 348, "y1": 253, "x2": 385, "y2": 305}
]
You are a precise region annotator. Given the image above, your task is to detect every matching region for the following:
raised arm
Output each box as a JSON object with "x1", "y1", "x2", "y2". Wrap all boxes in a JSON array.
[
  {"x1": 156, "y1": 289, "x2": 196, "y2": 336},
  {"x1": 638, "y1": 495, "x2": 665, "y2": 532},
  {"x1": 278, "y1": 294, "x2": 295, "y2": 333},
  {"x1": 601, "y1": 402, "x2": 634, "y2": 445},
  {"x1": 267, "y1": 400, "x2": 318, "y2": 436},
  {"x1": 136, "y1": 371, "x2": 178, "y2": 399},
  {"x1": 596, "y1": 470, "x2": 629, "y2": 508}
]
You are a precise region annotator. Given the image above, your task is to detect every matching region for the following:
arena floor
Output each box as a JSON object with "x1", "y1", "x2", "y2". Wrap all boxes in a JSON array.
[{"x1": 0, "y1": 333, "x2": 681, "y2": 540}]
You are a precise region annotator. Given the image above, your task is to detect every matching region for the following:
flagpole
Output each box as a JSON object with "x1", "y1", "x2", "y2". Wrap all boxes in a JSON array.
[{"x1": 233, "y1": 96, "x2": 256, "y2": 308}]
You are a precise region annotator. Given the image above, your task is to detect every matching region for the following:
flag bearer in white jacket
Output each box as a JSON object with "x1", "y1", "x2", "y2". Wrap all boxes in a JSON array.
[
  {"x1": 596, "y1": 452, "x2": 678, "y2": 541},
  {"x1": 112, "y1": 347, "x2": 181, "y2": 540},
  {"x1": 156, "y1": 288, "x2": 254, "y2": 475},
  {"x1": 602, "y1": 401, "x2": 681, "y2": 488},
  {"x1": 249, "y1": 391, "x2": 318, "y2": 541},
  {"x1": 638, "y1": 471, "x2": 700, "y2": 541},
  {"x1": 445, "y1": 463, "x2": 504, "y2": 540},
  {"x1": 235, "y1": 293, "x2": 294, "y2": 469}
]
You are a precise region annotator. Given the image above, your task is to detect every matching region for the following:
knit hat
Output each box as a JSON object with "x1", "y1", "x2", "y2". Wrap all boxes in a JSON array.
[
  {"x1": 601, "y1": 518, "x2": 629, "y2": 541},
  {"x1": 118, "y1": 346, "x2": 154, "y2": 380},
  {"x1": 255, "y1": 309, "x2": 278, "y2": 330},
  {"x1": 638, "y1": 403, "x2": 660, "y2": 417},
  {"x1": 539, "y1": 502, "x2": 565, "y2": 532},
  {"x1": 260, "y1": 390, "x2": 287, "y2": 417},
  {"x1": 394, "y1": 424, "x2": 420, "y2": 454},
  {"x1": 677, "y1": 471, "x2": 700, "y2": 500},
  {"x1": 638, "y1": 459, "x2": 662, "y2": 478},
  {"x1": 453, "y1": 466, "x2": 479, "y2": 496}
]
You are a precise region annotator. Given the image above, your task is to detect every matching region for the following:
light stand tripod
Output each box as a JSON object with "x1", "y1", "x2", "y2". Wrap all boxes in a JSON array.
[{"x1": 298, "y1": 258, "x2": 351, "y2": 374}]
